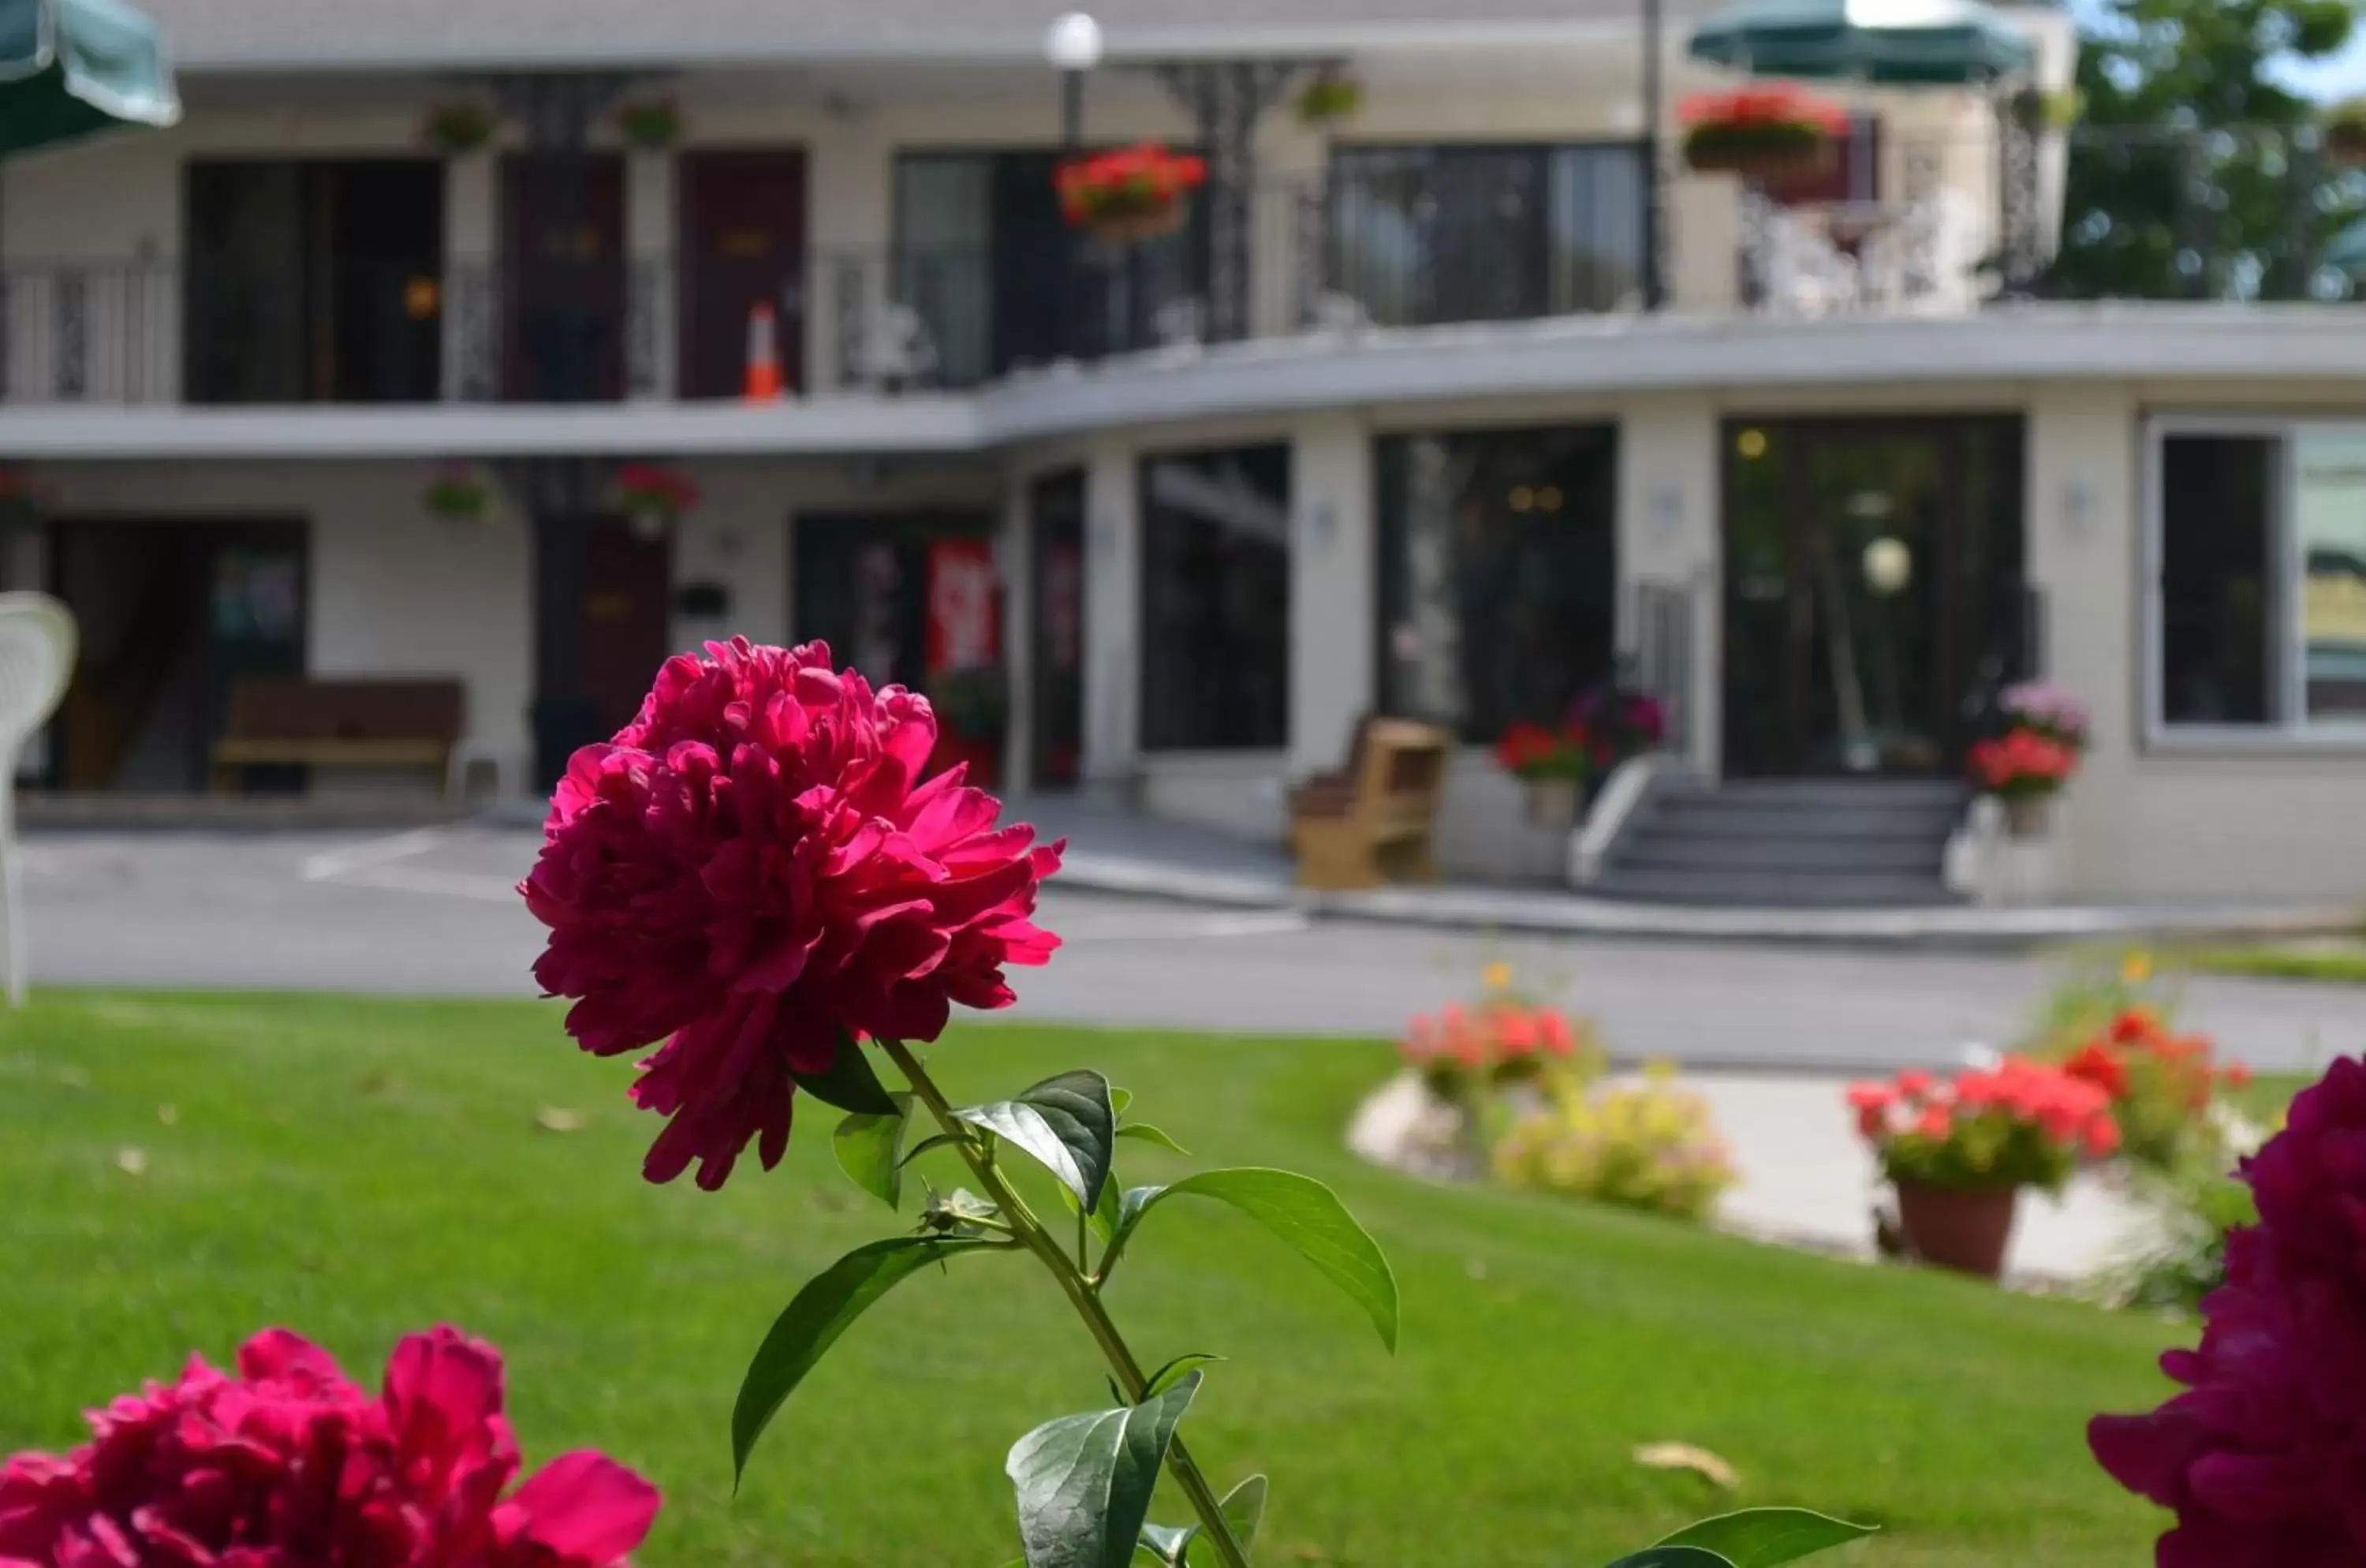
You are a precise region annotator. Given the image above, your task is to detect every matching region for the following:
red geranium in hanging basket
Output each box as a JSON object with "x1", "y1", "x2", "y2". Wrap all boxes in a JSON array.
[
  {"x1": 614, "y1": 462, "x2": 700, "y2": 521},
  {"x1": 1679, "y1": 84, "x2": 1849, "y2": 183},
  {"x1": 1056, "y1": 142, "x2": 1207, "y2": 246}
]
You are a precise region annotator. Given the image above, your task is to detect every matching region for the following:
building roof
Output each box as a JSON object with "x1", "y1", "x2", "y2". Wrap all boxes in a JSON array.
[{"x1": 138, "y1": 0, "x2": 1721, "y2": 73}]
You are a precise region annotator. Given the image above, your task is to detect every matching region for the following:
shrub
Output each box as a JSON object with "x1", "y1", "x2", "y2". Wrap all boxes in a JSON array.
[
  {"x1": 2058, "y1": 1006, "x2": 2249, "y2": 1174},
  {"x1": 1493, "y1": 1066, "x2": 1738, "y2": 1224}
]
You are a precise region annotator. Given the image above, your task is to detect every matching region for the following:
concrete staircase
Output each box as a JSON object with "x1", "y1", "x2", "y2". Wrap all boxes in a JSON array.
[{"x1": 1592, "y1": 778, "x2": 1965, "y2": 908}]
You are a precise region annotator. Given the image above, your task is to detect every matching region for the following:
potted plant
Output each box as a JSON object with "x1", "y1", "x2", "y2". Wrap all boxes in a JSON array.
[
  {"x1": 421, "y1": 102, "x2": 496, "y2": 155},
  {"x1": 423, "y1": 461, "x2": 491, "y2": 522},
  {"x1": 1495, "y1": 719, "x2": 1592, "y2": 829},
  {"x1": 1297, "y1": 65, "x2": 1363, "y2": 127},
  {"x1": 1679, "y1": 85, "x2": 1849, "y2": 183},
  {"x1": 1055, "y1": 143, "x2": 1208, "y2": 247},
  {"x1": 614, "y1": 462, "x2": 700, "y2": 535},
  {"x1": 617, "y1": 97, "x2": 681, "y2": 151},
  {"x1": 1968, "y1": 724, "x2": 2079, "y2": 838},
  {"x1": 2325, "y1": 96, "x2": 2366, "y2": 165},
  {"x1": 1849, "y1": 1056, "x2": 2119, "y2": 1279},
  {"x1": 1569, "y1": 676, "x2": 1668, "y2": 789},
  {"x1": 1996, "y1": 679, "x2": 2089, "y2": 752}
]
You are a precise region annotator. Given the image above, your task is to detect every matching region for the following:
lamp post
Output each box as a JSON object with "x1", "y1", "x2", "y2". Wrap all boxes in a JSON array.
[
  {"x1": 1642, "y1": 0, "x2": 1666, "y2": 310},
  {"x1": 1045, "y1": 11, "x2": 1103, "y2": 152}
]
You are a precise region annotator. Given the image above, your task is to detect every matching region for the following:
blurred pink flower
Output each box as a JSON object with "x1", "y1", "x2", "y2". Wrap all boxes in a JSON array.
[{"x1": 0, "y1": 1326, "x2": 659, "y2": 1568}]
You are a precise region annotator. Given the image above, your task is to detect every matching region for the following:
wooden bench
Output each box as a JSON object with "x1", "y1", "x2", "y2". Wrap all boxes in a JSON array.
[
  {"x1": 211, "y1": 678, "x2": 467, "y2": 797},
  {"x1": 1287, "y1": 717, "x2": 1452, "y2": 890}
]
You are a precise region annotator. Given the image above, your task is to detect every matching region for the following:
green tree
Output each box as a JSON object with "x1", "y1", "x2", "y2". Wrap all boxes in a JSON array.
[{"x1": 2047, "y1": 0, "x2": 2363, "y2": 300}]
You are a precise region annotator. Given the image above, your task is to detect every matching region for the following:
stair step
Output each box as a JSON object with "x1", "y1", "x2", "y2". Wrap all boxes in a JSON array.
[
  {"x1": 1589, "y1": 867, "x2": 1957, "y2": 907},
  {"x1": 1705, "y1": 778, "x2": 1966, "y2": 808},
  {"x1": 1646, "y1": 804, "x2": 1961, "y2": 839},
  {"x1": 1614, "y1": 834, "x2": 1946, "y2": 872}
]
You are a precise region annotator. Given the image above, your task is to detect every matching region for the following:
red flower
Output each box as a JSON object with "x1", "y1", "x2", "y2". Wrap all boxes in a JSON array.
[
  {"x1": 0, "y1": 1327, "x2": 659, "y2": 1568},
  {"x1": 2064, "y1": 1042, "x2": 2131, "y2": 1101},
  {"x1": 2091, "y1": 1058, "x2": 2366, "y2": 1566},
  {"x1": 521, "y1": 640, "x2": 1063, "y2": 1190},
  {"x1": 1969, "y1": 726, "x2": 2079, "y2": 794},
  {"x1": 1055, "y1": 143, "x2": 1207, "y2": 224},
  {"x1": 1915, "y1": 1104, "x2": 1954, "y2": 1141},
  {"x1": 2225, "y1": 1062, "x2": 2256, "y2": 1091},
  {"x1": 1678, "y1": 84, "x2": 1849, "y2": 134},
  {"x1": 1895, "y1": 1069, "x2": 1934, "y2": 1099}
]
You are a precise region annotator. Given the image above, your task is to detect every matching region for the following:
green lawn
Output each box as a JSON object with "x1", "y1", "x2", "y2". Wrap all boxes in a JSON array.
[
  {"x1": 0, "y1": 994, "x2": 2182, "y2": 1567},
  {"x1": 2178, "y1": 942, "x2": 2366, "y2": 986}
]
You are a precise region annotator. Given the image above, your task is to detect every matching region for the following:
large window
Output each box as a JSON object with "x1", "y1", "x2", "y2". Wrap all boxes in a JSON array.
[
  {"x1": 1327, "y1": 144, "x2": 1646, "y2": 328},
  {"x1": 894, "y1": 151, "x2": 1203, "y2": 388},
  {"x1": 185, "y1": 160, "x2": 444, "y2": 405},
  {"x1": 1140, "y1": 445, "x2": 1290, "y2": 751},
  {"x1": 1376, "y1": 425, "x2": 1618, "y2": 741},
  {"x1": 2153, "y1": 421, "x2": 2366, "y2": 734}
]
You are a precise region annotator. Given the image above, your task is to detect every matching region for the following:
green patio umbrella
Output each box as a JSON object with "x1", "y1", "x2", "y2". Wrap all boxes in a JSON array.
[
  {"x1": 1686, "y1": 0, "x2": 2034, "y2": 87},
  {"x1": 0, "y1": 0, "x2": 177, "y2": 155}
]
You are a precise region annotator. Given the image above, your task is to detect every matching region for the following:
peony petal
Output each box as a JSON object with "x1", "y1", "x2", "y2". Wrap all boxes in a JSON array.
[{"x1": 497, "y1": 1452, "x2": 662, "y2": 1564}]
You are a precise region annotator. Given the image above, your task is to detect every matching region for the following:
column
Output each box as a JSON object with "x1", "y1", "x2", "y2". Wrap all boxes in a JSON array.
[
  {"x1": 1080, "y1": 437, "x2": 1140, "y2": 796},
  {"x1": 1288, "y1": 411, "x2": 1375, "y2": 778},
  {"x1": 998, "y1": 472, "x2": 1036, "y2": 799},
  {"x1": 806, "y1": 125, "x2": 891, "y2": 394},
  {"x1": 1615, "y1": 394, "x2": 1721, "y2": 775},
  {"x1": 443, "y1": 152, "x2": 497, "y2": 401},
  {"x1": 625, "y1": 151, "x2": 676, "y2": 402}
]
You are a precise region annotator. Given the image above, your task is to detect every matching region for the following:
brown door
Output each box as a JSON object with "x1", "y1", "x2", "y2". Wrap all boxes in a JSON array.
[
  {"x1": 577, "y1": 521, "x2": 674, "y2": 734},
  {"x1": 678, "y1": 151, "x2": 806, "y2": 399},
  {"x1": 502, "y1": 155, "x2": 626, "y2": 401}
]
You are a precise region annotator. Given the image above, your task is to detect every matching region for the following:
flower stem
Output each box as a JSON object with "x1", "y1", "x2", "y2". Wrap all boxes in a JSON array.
[{"x1": 880, "y1": 1038, "x2": 1252, "y2": 1568}]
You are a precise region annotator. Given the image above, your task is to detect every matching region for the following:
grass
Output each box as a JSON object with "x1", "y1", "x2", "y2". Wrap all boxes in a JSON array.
[
  {"x1": 0, "y1": 993, "x2": 2185, "y2": 1568},
  {"x1": 2177, "y1": 943, "x2": 2366, "y2": 986}
]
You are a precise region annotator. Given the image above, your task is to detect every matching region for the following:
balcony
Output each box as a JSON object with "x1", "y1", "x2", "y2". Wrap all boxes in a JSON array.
[{"x1": 1, "y1": 127, "x2": 2353, "y2": 413}]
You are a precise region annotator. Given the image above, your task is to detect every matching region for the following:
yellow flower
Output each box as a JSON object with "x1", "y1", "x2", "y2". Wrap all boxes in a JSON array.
[
  {"x1": 1483, "y1": 961, "x2": 1514, "y2": 992},
  {"x1": 2121, "y1": 951, "x2": 2154, "y2": 985}
]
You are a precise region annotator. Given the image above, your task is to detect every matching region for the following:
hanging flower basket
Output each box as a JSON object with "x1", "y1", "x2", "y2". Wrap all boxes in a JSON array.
[
  {"x1": 1679, "y1": 86, "x2": 1848, "y2": 183},
  {"x1": 1057, "y1": 143, "x2": 1207, "y2": 248},
  {"x1": 423, "y1": 461, "x2": 491, "y2": 522},
  {"x1": 421, "y1": 103, "x2": 496, "y2": 155},
  {"x1": 617, "y1": 98, "x2": 681, "y2": 151},
  {"x1": 614, "y1": 462, "x2": 700, "y2": 532},
  {"x1": 1297, "y1": 65, "x2": 1364, "y2": 127}
]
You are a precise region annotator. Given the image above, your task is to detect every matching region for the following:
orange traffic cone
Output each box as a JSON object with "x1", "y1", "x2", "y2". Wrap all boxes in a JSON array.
[{"x1": 743, "y1": 301, "x2": 783, "y2": 401}]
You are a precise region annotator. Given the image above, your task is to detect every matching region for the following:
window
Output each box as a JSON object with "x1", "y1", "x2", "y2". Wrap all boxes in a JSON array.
[
  {"x1": 1327, "y1": 144, "x2": 1646, "y2": 328},
  {"x1": 893, "y1": 151, "x2": 1204, "y2": 388},
  {"x1": 1140, "y1": 445, "x2": 1290, "y2": 751},
  {"x1": 185, "y1": 160, "x2": 445, "y2": 405},
  {"x1": 2152, "y1": 421, "x2": 2366, "y2": 734},
  {"x1": 1376, "y1": 425, "x2": 1618, "y2": 741}
]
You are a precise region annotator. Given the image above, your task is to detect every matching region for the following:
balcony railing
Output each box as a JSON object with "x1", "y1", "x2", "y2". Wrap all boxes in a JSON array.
[{"x1": 4, "y1": 126, "x2": 2360, "y2": 409}]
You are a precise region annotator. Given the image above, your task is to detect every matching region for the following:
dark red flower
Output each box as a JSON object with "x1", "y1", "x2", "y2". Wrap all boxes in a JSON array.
[
  {"x1": 2090, "y1": 1058, "x2": 2366, "y2": 1566},
  {"x1": 0, "y1": 1327, "x2": 660, "y2": 1568},
  {"x1": 521, "y1": 639, "x2": 1063, "y2": 1190}
]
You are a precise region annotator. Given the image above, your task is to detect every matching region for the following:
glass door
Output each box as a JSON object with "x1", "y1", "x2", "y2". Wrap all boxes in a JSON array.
[{"x1": 1722, "y1": 418, "x2": 2023, "y2": 775}]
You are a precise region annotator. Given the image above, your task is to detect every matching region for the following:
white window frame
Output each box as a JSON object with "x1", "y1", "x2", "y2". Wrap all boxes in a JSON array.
[{"x1": 2144, "y1": 413, "x2": 2366, "y2": 751}]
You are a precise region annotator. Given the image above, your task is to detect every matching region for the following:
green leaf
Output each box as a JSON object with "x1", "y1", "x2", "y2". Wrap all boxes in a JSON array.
[
  {"x1": 1116, "y1": 1123, "x2": 1192, "y2": 1156},
  {"x1": 1113, "y1": 1169, "x2": 1398, "y2": 1353},
  {"x1": 1137, "y1": 1521, "x2": 1196, "y2": 1567},
  {"x1": 957, "y1": 1069, "x2": 1117, "y2": 1211},
  {"x1": 1143, "y1": 1353, "x2": 1224, "y2": 1398},
  {"x1": 1603, "y1": 1550, "x2": 1733, "y2": 1568},
  {"x1": 1218, "y1": 1474, "x2": 1267, "y2": 1560},
  {"x1": 831, "y1": 1095, "x2": 911, "y2": 1210},
  {"x1": 1061, "y1": 1171, "x2": 1125, "y2": 1245},
  {"x1": 1654, "y1": 1509, "x2": 1878, "y2": 1567},
  {"x1": 1006, "y1": 1372, "x2": 1203, "y2": 1568},
  {"x1": 789, "y1": 1028, "x2": 898, "y2": 1115},
  {"x1": 898, "y1": 1129, "x2": 968, "y2": 1169},
  {"x1": 732, "y1": 1235, "x2": 996, "y2": 1483},
  {"x1": 1111, "y1": 1087, "x2": 1135, "y2": 1118}
]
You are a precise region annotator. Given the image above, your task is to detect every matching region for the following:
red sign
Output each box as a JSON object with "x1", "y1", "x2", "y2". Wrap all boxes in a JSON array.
[{"x1": 925, "y1": 539, "x2": 1001, "y2": 676}]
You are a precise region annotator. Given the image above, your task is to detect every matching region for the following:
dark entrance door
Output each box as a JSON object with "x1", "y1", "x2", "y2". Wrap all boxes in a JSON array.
[
  {"x1": 532, "y1": 519, "x2": 671, "y2": 786},
  {"x1": 793, "y1": 512, "x2": 1005, "y2": 786},
  {"x1": 501, "y1": 154, "x2": 625, "y2": 401},
  {"x1": 1029, "y1": 470, "x2": 1086, "y2": 789},
  {"x1": 1722, "y1": 416, "x2": 2025, "y2": 776},
  {"x1": 678, "y1": 150, "x2": 806, "y2": 399}
]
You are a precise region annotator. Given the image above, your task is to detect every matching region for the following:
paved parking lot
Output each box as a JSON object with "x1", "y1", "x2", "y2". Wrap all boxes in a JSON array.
[{"x1": 15, "y1": 824, "x2": 2360, "y2": 1073}]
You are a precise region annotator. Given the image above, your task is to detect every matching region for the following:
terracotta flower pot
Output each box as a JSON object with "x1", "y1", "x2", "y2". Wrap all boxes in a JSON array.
[
  {"x1": 1524, "y1": 778, "x2": 1580, "y2": 832},
  {"x1": 1894, "y1": 1179, "x2": 2019, "y2": 1279},
  {"x1": 1083, "y1": 201, "x2": 1186, "y2": 248}
]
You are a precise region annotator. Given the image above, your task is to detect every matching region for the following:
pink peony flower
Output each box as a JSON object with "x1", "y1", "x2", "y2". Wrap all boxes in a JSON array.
[
  {"x1": 2089, "y1": 1058, "x2": 2366, "y2": 1566},
  {"x1": 0, "y1": 1326, "x2": 660, "y2": 1568},
  {"x1": 521, "y1": 640, "x2": 1063, "y2": 1190}
]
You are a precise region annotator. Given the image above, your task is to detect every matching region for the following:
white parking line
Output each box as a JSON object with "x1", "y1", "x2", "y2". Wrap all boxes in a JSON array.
[{"x1": 300, "y1": 827, "x2": 452, "y2": 882}]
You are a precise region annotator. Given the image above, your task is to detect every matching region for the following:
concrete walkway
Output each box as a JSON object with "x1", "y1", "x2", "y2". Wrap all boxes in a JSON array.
[{"x1": 1006, "y1": 794, "x2": 2357, "y2": 949}]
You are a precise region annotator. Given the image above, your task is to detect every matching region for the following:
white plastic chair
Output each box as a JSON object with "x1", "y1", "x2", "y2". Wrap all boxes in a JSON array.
[
  {"x1": 848, "y1": 303, "x2": 940, "y2": 392},
  {"x1": 0, "y1": 593, "x2": 76, "y2": 1008}
]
